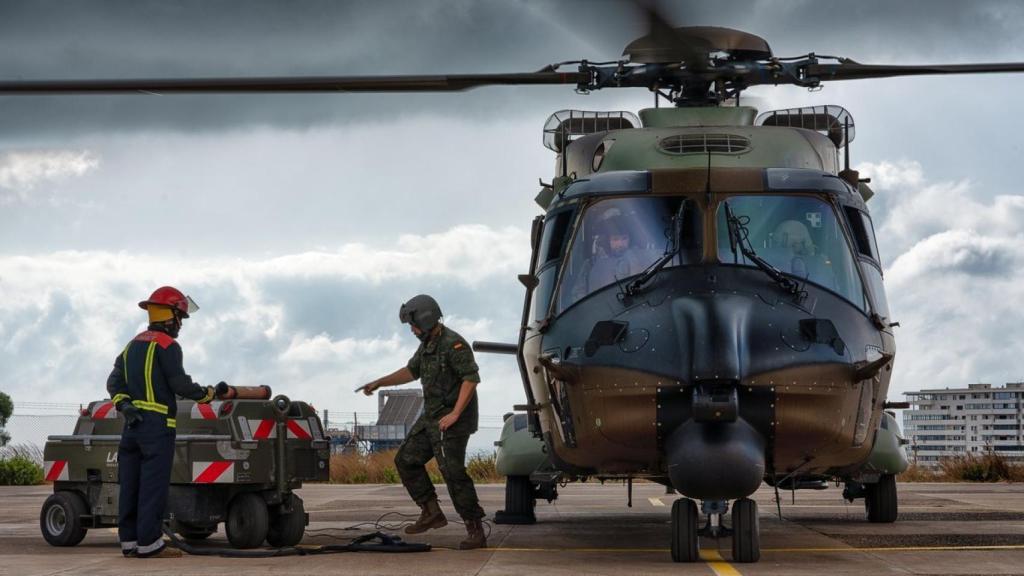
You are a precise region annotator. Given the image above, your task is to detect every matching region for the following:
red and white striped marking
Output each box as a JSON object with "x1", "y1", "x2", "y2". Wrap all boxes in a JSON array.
[
  {"x1": 248, "y1": 419, "x2": 277, "y2": 440},
  {"x1": 286, "y1": 420, "x2": 312, "y2": 440},
  {"x1": 241, "y1": 418, "x2": 312, "y2": 440},
  {"x1": 191, "y1": 461, "x2": 234, "y2": 483},
  {"x1": 190, "y1": 401, "x2": 223, "y2": 420},
  {"x1": 91, "y1": 402, "x2": 117, "y2": 419},
  {"x1": 44, "y1": 461, "x2": 69, "y2": 481}
]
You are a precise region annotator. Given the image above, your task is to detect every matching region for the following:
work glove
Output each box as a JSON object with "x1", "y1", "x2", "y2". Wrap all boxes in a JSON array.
[
  {"x1": 117, "y1": 401, "x2": 144, "y2": 428},
  {"x1": 197, "y1": 385, "x2": 216, "y2": 404},
  {"x1": 214, "y1": 381, "x2": 231, "y2": 399}
]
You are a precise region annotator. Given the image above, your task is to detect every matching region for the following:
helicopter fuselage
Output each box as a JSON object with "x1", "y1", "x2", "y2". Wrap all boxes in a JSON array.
[{"x1": 518, "y1": 106, "x2": 896, "y2": 502}]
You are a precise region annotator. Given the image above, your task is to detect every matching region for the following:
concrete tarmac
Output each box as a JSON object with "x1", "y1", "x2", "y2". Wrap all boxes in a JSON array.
[{"x1": 4, "y1": 482, "x2": 1024, "y2": 575}]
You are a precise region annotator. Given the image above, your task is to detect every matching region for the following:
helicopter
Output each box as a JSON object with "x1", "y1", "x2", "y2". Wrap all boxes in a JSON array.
[{"x1": 4, "y1": 7, "x2": 1024, "y2": 566}]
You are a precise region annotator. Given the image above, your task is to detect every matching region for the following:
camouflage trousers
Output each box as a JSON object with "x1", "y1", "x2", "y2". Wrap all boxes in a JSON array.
[{"x1": 395, "y1": 417, "x2": 485, "y2": 521}]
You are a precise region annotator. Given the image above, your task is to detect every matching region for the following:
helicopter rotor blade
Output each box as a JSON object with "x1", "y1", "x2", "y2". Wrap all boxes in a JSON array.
[
  {"x1": 0, "y1": 71, "x2": 589, "y2": 95},
  {"x1": 805, "y1": 61, "x2": 1024, "y2": 83}
]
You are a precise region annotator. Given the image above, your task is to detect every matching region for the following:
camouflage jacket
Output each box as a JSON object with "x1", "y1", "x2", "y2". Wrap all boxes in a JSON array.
[{"x1": 407, "y1": 325, "x2": 481, "y2": 435}]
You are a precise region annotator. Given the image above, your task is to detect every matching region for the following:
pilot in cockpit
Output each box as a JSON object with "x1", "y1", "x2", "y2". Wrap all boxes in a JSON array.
[
  {"x1": 770, "y1": 219, "x2": 831, "y2": 283},
  {"x1": 571, "y1": 209, "x2": 659, "y2": 301}
]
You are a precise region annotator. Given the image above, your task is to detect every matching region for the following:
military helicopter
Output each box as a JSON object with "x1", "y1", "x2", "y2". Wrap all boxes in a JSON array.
[{"x1": 4, "y1": 7, "x2": 1024, "y2": 566}]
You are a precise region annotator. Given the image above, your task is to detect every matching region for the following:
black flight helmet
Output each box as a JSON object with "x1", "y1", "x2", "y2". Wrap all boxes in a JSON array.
[{"x1": 399, "y1": 294, "x2": 443, "y2": 334}]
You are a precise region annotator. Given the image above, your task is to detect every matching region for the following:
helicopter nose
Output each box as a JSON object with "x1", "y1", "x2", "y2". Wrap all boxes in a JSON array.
[
  {"x1": 665, "y1": 417, "x2": 765, "y2": 500},
  {"x1": 671, "y1": 292, "x2": 754, "y2": 382}
]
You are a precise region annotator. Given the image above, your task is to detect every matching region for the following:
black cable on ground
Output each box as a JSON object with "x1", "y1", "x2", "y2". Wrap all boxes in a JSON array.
[{"x1": 163, "y1": 525, "x2": 431, "y2": 557}]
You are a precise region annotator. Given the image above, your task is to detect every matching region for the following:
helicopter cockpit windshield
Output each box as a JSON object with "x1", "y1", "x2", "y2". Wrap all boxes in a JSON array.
[
  {"x1": 717, "y1": 195, "x2": 866, "y2": 308},
  {"x1": 558, "y1": 196, "x2": 701, "y2": 311}
]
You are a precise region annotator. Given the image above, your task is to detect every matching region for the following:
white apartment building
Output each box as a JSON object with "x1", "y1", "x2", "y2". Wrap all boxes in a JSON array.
[{"x1": 903, "y1": 382, "x2": 1024, "y2": 464}]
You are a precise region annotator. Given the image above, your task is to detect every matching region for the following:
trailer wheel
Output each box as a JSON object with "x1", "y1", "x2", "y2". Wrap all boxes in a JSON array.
[
  {"x1": 40, "y1": 491, "x2": 88, "y2": 547},
  {"x1": 226, "y1": 493, "x2": 269, "y2": 549},
  {"x1": 266, "y1": 496, "x2": 305, "y2": 547}
]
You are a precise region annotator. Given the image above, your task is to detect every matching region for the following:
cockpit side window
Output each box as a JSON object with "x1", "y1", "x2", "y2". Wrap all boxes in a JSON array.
[
  {"x1": 843, "y1": 206, "x2": 882, "y2": 266},
  {"x1": 556, "y1": 196, "x2": 700, "y2": 312},
  {"x1": 716, "y1": 195, "x2": 866, "y2": 310},
  {"x1": 531, "y1": 209, "x2": 575, "y2": 322}
]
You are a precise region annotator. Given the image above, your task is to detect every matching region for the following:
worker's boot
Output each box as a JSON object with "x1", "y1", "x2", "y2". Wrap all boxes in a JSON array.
[
  {"x1": 138, "y1": 545, "x2": 182, "y2": 558},
  {"x1": 459, "y1": 518, "x2": 487, "y2": 550},
  {"x1": 405, "y1": 497, "x2": 447, "y2": 534}
]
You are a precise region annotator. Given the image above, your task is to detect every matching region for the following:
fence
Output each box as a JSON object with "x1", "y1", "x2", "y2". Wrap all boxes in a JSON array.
[{"x1": 5, "y1": 403, "x2": 505, "y2": 456}]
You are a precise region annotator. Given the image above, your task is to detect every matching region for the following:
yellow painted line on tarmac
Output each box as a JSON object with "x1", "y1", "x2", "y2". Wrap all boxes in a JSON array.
[
  {"x1": 648, "y1": 497, "x2": 665, "y2": 507},
  {"x1": 762, "y1": 544, "x2": 1024, "y2": 553},
  {"x1": 482, "y1": 544, "x2": 1024, "y2": 554},
  {"x1": 700, "y1": 549, "x2": 743, "y2": 576}
]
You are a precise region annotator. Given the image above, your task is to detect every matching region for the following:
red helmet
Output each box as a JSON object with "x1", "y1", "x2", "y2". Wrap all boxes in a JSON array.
[{"x1": 138, "y1": 286, "x2": 199, "y2": 318}]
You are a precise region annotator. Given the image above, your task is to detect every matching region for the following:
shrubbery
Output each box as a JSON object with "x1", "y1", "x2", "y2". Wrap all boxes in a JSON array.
[
  {"x1": 900, "y1": 452, "x2": 1024, "y2": 482},
  {"x1": 329, "y1": 449, "x2": 500, "y2": 484},
  {"x1": 0, "y1": 455, "x2": 44, "y2": 485}
]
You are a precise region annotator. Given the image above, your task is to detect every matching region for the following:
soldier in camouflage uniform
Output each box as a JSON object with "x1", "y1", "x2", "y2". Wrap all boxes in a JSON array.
[{"x1": 359, "y1": 294, "x2": 487, "y2": 549}]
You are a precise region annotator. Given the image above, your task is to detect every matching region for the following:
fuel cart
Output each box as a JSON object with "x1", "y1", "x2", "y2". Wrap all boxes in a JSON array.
[{"x1": 40, "y1": 389, "x2": 330, "y2": 549}]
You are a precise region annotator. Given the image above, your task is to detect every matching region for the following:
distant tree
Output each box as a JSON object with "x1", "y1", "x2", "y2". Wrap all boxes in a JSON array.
[{"x1": 0, "y1": 391, "x2": 12, "y2": 447}]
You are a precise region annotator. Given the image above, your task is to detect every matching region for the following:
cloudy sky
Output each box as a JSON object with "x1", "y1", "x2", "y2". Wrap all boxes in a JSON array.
[{"x1": 2, "y1": 1, "x2": 1024, "y2": 445}]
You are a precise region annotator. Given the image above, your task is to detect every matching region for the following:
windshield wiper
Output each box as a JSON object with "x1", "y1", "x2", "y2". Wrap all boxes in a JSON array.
[
  {"x1": 723, "y1": 201, "x2": 802, "y2": 297},
  {"x1": 623, "y1": 202, "x2": 686, "y2": 297}
]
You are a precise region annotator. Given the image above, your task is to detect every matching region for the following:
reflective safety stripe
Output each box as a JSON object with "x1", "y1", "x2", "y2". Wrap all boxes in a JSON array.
[
  {"x1": 143, "y1": 341, "x2": 157, "y2": 404},
  {"x1": 111, "y1": 393, "x2": 131, "y2": 405},
  {"x1": 131, "y1": 400, "x2": 169, "y2": 414},
  {"x1": 166, "y1": 418, "x2": 176, "y2": 428},
  {"x1": 121, "y1": 345, "x2": 130, "y2": 386}
]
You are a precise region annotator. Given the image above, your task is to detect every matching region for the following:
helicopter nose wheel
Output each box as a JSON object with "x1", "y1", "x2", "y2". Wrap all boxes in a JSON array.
[
  {"x1": 670, "y1": 498, "x2": 699, "y2": 562},
  {"x1": 670, "y1": 497, "x2": 761, "y2": 563},
  {"x1": 731, "y1": 498, "x2": 760, "y2": 562}
]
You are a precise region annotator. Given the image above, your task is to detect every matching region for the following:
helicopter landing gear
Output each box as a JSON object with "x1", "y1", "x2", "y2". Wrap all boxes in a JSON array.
[
  {"x1": 731, "y1": 498, "x2": 760, "y2": 563},
  {"x1": 670, "y1": 498, "x2": 761, "y2": 563},
  {"x1": 670, "y1": 498, "x2": 699, "y2": 562},
  {"x1": 494, "y1": 475, "x2": 537, "y2": 525},
  {"x1": 865, "y1": 473, "x2": 898, "y2": 523}
]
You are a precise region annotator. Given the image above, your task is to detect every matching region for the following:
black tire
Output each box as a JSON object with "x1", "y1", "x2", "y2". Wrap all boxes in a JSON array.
[
  {"x1": 40, "y1": 491, "x2": 89, "y2": 547},
  {"x1": 173, "y1": 520, "x2": 215, "y2": 541},
  {"x1": 865, "y1": 473, "x2": 898, "y2": 523},
  {"x1": 266, "y1": 496, "x2": 306, "y2": 547},
  {"x1": 731, "y1": 498, "x2": 760, "y2": 563},
  {"x1": 494, "y1": 475, "x2": 536, "y2": 525},
  {"x1": 670, "y1": 497, "x2": 699, "y2": 563},
  {"x1": 226, "y1": 492, "x2": 269, "y2": 549}
]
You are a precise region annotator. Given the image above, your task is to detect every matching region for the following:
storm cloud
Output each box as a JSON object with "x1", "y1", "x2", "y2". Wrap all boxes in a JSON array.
[{"x1": 2, "y1": 2, "x2": 1024, "y2": 445}]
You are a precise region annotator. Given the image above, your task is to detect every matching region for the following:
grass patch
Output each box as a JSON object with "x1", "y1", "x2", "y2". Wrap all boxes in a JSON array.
[
  {"x1": 0, "y1": 444, "x2": 45, "y2": 485},
  {"x1": 900, "y1": 452, "x2": 1024, "y2": 482},
  {"x1": 330, "y1": 449, "x2": 500, "y2": 484}
]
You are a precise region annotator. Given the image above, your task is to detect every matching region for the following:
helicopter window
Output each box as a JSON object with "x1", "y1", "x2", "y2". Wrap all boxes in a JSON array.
[
  {"x1": 538, "y1": 210, "x2": 574, "y2": 266},
  {"x1": 531, "y1": 210, "x2": 576, "y2": 322},
  {"x1": 557, "y1": 196, "x2": 700, "y2": 311},
  {"x1": 843, "y1": 207, "x2": 881, "y2": 264},
  {"x1": 716, "y1": 195, "x2": 866, "y2": 309}
]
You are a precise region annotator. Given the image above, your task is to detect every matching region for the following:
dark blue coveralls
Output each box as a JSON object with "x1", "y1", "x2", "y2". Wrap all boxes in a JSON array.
[{"x1": 106, "y1": 327, "x2": 213, "y2": 556}]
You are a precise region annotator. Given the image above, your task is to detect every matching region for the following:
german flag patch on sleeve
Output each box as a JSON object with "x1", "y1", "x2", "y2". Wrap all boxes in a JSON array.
[{"x1": 453, "y1": 342, "x2": 464, "y2": 350}]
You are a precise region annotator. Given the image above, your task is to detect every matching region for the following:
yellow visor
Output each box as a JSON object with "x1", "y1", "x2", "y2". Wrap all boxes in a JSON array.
[{"x1": 147, "y1": 305, "x2": 175, "y2": 323}]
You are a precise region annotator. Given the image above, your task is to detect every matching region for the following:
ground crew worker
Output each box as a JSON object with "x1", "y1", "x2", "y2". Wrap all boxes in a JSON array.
[
  {"x1": 358, "y1": 294, "x2": 487, "y2": 549},
  {"x1": 106, "y1": 286, "x2": 220, "y2": 558}
]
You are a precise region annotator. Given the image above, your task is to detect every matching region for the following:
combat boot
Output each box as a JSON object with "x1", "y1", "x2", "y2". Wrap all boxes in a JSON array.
[
  {"x1": 459, "y1": 518, "x2": 487, "y2": 550},
  {"x1": 405, "y1": 497, "x2": 447, "y2": 534}
]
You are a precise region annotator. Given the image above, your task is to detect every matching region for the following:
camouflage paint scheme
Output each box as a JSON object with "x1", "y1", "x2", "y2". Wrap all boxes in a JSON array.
[
  {"x1": 498, "y1": 106, "x2": 909, "y2": 491},
  {"x1": 43, "y1": 398, "x2": 329, "y2": 529}
]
